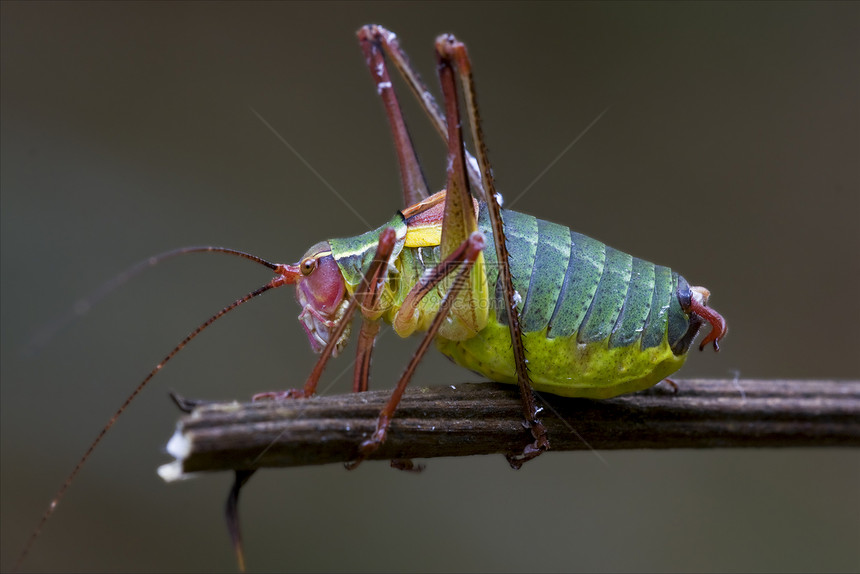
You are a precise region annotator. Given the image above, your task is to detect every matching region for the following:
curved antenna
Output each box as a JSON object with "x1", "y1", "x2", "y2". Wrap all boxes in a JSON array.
[
  {"x1": 23, "y1": 246, "x2": 282, "y2": 356},
  {"x1": 14, "y1": 263, "x2": 301, "y2": 571}
]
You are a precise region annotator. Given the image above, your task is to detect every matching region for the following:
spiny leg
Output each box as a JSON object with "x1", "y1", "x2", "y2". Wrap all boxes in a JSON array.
[
  {"x1": 356, "y1": 317, "x2": 422, "y2": 469},
  {"x1": 436, "y1": 34, "x2": 549, "y2": 467},
  {"x1": 351, "y1": 232, "x2": 396, "y2": 393},
  {"x1": 357, "y1": 26, "x2": 429, "y2": 207},
  {"x1": 353, "y1": 319, "x2": 379, "y2": 393},
  {"x1": 252, "y1": 227, "x2": 397, "y2": 400},
  {"x1": 346, "y1": 231, "x2": 487, "y2": 469},
  {"x1": 434, "y1": 40, "x2": 480, "y2": 264},
  {"x1": 357, "y1": 24, "x2": 485, "y2": 196}
]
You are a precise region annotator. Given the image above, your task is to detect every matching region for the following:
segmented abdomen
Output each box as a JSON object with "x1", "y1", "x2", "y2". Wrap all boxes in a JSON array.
[{"x1": 477, "y1": 203, "x2": 695, "y2": 355}]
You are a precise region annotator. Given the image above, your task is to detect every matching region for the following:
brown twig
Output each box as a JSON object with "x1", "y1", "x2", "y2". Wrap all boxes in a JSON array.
[{"x1": 158, "y1": 379, "x2": 860, "y2": 480}]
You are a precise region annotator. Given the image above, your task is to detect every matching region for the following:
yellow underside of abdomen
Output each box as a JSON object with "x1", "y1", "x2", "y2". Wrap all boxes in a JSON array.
[{"x1": 435, "y1": 316, "x2": 687, "y2": 399}]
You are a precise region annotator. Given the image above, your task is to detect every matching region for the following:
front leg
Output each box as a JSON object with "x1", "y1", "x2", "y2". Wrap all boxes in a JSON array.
[{"x1": 253, "y1": 227, "x2": 397, "y2": 401}]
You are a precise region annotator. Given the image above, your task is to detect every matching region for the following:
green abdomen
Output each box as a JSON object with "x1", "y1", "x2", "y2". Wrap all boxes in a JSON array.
[{"x1": 434, "y1": 203, "x2": 697, "y2": 399}]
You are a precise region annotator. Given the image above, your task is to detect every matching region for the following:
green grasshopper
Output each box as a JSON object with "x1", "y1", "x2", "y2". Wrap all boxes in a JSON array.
[
  {"x1": 247, "y1": 25, "x2": 727, "y2": 464},
  {"x1": 17, "y1": 24, "x2": 727, "y2": 570}
]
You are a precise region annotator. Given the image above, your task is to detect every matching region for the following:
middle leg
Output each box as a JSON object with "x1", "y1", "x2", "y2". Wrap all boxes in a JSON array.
[{"x1": 347, "y1": 230, "x2": 487, "y2": 469}]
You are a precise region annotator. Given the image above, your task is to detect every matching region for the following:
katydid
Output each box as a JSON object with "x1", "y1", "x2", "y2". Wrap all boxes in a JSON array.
[{"x1": 16, "y1": 24, "x2": 727, "y2": 571}]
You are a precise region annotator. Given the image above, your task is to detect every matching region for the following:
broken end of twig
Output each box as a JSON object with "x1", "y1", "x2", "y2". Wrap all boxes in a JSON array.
[
  {"x1": 157, "y1": 428, "x2": 192, "y2": 482},
  {"x1": 159, "y1": 399, "x2": 247, "y2": 482}
]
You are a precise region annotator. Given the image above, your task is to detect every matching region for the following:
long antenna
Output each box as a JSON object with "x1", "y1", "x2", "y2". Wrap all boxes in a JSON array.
[
  {"x1": 24, "y1": 246, "x2": 281, "y2": 355},
  {"x1": 14, "y1": 258, "x2": 302, "y2": 571}
]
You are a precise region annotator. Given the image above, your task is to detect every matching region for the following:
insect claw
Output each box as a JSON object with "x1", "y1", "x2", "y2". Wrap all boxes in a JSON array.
[
  {"x1": 344, "y1": 441, "x2": 375, "y2": 471},
  {"x1": 345, "y1": 427, "x2": 387, "y2": 470},
  {"x1": 660, "y1": 379, "x2": 679, "y2": 394},
  {"x1": 505, "y1": 442, "x2": 545, "y2": 470},
  {"x1": 505, "y1": 421, "x2": 549, "y2": 470},
  {"x1": 505, "y1": 453, "x2": 525, "y2": 470}
]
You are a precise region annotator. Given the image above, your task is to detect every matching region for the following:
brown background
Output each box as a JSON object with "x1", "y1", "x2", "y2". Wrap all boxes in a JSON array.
[{"x1": 2, "y1": 2, "x2": 858, "y2": 572}]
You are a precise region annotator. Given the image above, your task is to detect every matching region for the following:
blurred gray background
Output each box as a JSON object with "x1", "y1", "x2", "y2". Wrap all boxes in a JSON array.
[{"x1": 2, "y1": 2, "x2": 858, "y2": 572}]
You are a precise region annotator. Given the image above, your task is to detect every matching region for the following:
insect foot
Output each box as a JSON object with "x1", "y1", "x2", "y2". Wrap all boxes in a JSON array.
[
  {"x1": 505, "y1": 418, "x2": 550, "y2": 470},
  {"x1": 344, "y1": 417, "x2": 390, "y2": 470}
]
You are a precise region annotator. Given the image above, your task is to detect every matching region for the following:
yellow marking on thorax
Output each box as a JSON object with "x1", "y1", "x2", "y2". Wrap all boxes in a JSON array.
[{"x1": 404, "y1": 225, "x2": 442, "y2": 247}]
